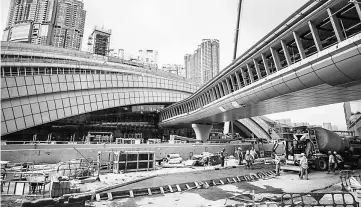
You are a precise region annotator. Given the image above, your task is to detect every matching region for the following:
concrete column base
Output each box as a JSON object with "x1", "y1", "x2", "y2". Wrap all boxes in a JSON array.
[{"x1": 192, "y1": 124, "x2": 213, "y2": 142}]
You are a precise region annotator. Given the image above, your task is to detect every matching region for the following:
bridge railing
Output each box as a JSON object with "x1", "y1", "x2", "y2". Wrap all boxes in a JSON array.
[{"x1": 159, "y1": 0, "x2": 361, "y2": 122}]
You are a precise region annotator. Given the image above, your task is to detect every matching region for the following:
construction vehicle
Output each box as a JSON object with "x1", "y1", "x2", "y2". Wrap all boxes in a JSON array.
[{"x1": 285, "y1": 126, "x2": 361, "y2": 171}]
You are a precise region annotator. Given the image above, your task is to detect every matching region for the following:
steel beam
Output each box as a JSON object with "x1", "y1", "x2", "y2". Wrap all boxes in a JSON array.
[
  {"x1": 270, "y1": 47, "x2": 281, "y2": 71},
  {"x1": 261, "y1": 53, "x2": 271, "y2": 76},
  {"x1": 230, "y1": 75, "x2": 236, "y2": 91},
  {"x1": 354, "y1": 1, "x2": 361, "y2": 21},
  {"x1": 246, "y1": 64, "x2": 255, "y2": 83},
  {"x1": 253, "y1": 59, "x2": 262, "y2": 79},
  {"x1": 240, "y1": 68, "x2": 248, "y2": 86},
  {"x1": 327, "y1": 8, "x2": 345, "y2": 42},
  {"x1": 281, "y1": 40, "x2": 292, "y2": 66},
  {"x1": 308, "y1": 21, "x2": 323, "y2": 52},
  {"x1": 225, "y1": 78, "x2": 232, "y2": 93},
  {"x1": 235, "y1": 71, "x2": 242, "y2": 89}
]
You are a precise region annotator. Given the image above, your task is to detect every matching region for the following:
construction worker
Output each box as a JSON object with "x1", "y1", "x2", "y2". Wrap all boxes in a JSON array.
[
  {"x1": 220, "y1": 148, "x2": 226, "y2": 167},
  {"x1": 237, "y1": 147, "x2": 243, "y2": 165},
  {"x1": 327, "y1": 151, "x2": 336, "y2": 174},
  {"x1": 250, "y1": 147, "x2": 258, "y2": 161},
  {"x1": 334, "y1": 151, "x2": 344, "y2": 170},
  {"x1": 299, "y1": 153, "x2": 308, "y2": 180},
  {"x1": 272, "y1": 151, "x2": 281, "y2": 176},
  {"x1": 245, "y1": 150, "x2": 252, "y2": 169}
]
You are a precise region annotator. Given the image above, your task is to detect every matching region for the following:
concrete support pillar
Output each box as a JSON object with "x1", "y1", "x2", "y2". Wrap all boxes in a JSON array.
[
  {"x1": 223, "y1": 122, "x2": 230, "y2": 134},
  {"x1": 192, "y1": 124, "x2": 213, "y2": 142}
]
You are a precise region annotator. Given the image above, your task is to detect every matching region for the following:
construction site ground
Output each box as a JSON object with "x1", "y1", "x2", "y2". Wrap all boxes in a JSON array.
[
  {"x1": 91, "y1": 169, "x2": 361, "y2": 207},
  {"x1": 2, "y1": 160, "x2": 361, "y2": 207}
]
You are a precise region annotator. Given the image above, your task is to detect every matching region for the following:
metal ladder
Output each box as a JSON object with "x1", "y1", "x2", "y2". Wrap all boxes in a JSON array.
[{"x1": 309, "y1": 129, "x2": 320, "y2": 154}]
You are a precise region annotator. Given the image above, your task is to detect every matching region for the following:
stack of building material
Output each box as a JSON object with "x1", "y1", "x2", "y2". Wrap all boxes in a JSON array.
[
  {"x1": 50, "y1": 181, "x2": 80, "y2": 198},
  {"x1": 167, "y1": 154, "x2": 183, "y2": 164},
  {"x1": 160, "y1": 154, "x2": 185, "y2": 168}
]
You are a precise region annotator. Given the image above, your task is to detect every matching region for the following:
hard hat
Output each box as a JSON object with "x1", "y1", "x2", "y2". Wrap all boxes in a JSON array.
[
  {"x1": 301, "y1": 153, "x2": 305, "y2": 156},
  {"x1": 238, "y1": 147, "x2": 241, "y2": 150},
  {"x1": 328, "y1": 151, "x2": 331, "y2": 154},
  {"x1": 333, "y1": 151, "x2": 337, "y2": 154}
]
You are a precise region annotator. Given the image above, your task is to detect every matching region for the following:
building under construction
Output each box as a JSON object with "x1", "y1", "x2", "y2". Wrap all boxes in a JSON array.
[{"x1": 88, "y1": 26, "x2": 111, "y2": 56}]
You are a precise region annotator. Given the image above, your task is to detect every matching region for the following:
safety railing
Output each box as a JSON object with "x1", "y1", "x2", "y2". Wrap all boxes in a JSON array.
[
  {"x1": 280, "y1": 192, "x2": 359, "y2": 207},
  {"x1": 1, "y1": 172, "x2": 50, "y2": 196},
  {"x1": 56, "y1": 160, "x2": 100, "y2": 180}
]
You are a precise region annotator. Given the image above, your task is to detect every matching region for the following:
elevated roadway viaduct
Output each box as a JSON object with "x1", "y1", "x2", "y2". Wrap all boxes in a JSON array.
[{"x1": 160, "y1": 0, "x2": 361, "y2": 141}]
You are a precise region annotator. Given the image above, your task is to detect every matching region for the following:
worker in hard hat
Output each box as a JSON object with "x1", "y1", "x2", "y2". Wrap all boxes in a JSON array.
[
  {"x1": 237, "y1": 147, "x2": 243, "y2": 165},
  {"x1": 299, "y1": 153, "x2": 308, "y2": 180},
  {"x1": 245, "y1": 150, "x2": 253, "y2": 169},
  {"x1": 272, "y1": 150, "x2": 281, "y2": 176},
  {"x1": 334, "y1": 151, "x2": 344, "y2": 170},
  {"x1": 327, "y1": 151, "x2": 336, "y2": 174},
  {"x1": 250, "y1": 147, "x2": 258, "y2": 162}
]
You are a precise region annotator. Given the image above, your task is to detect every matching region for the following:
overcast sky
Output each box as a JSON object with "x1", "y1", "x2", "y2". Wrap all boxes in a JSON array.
[{"x1": 0, "y1": 0, "x2": 352, "y2": 130}]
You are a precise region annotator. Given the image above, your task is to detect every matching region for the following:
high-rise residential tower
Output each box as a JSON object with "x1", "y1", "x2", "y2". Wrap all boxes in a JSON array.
[
  {"x1": 52, "y1": 0, "x2": 86, "y2": 50},
  {"x1": 3, "y1": 0, "x2": 86, "y2": 50},
  {"x1": 184, "y1": 39, "x2": 220, "y2": 84}
]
